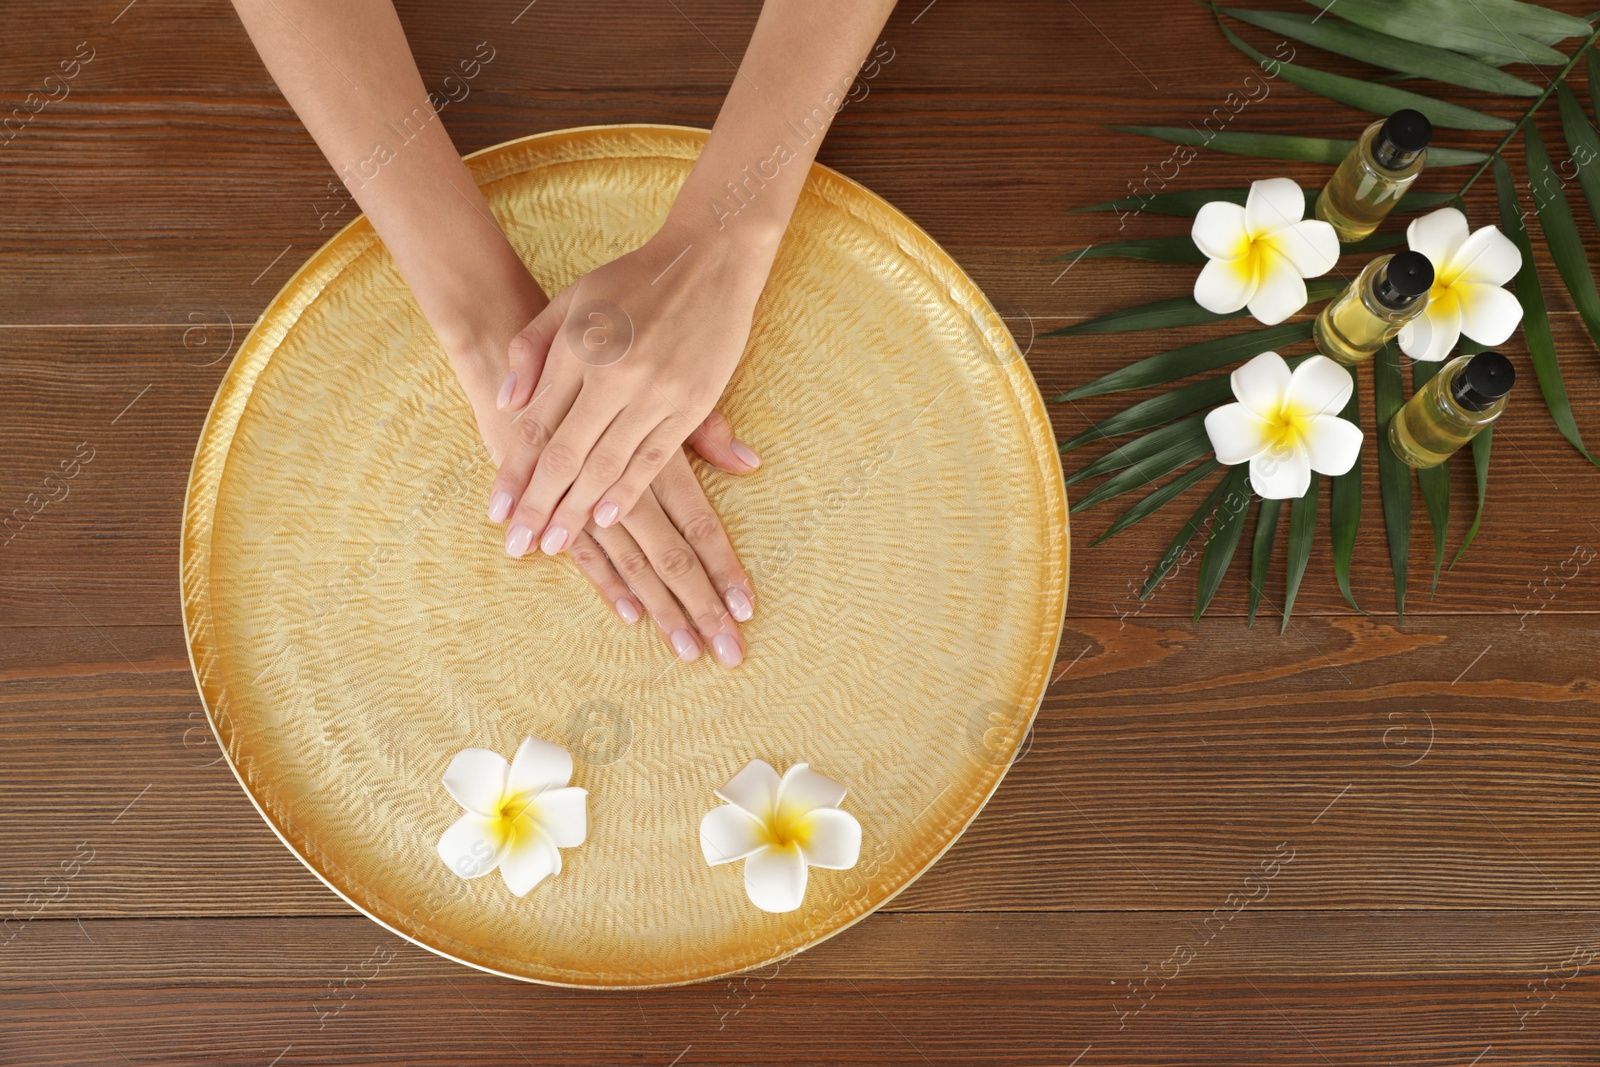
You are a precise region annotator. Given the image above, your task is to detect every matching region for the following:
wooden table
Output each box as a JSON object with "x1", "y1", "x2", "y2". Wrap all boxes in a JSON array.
[{"x1": 5, "y1": 1, "x2": 1598, "y2": 1063}]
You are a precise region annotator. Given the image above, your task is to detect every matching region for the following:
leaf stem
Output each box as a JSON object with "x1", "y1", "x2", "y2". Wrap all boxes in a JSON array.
[{"x1": 1456, "y1": 22, "x2": 1600, "y2": 199}]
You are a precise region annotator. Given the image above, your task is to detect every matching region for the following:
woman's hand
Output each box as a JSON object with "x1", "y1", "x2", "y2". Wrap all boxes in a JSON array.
[
  {"x1": 458, "y1": 344, "x2": 758, "y2": 669},
  {"x1": 488, "y1": 216, "x2": 769, "y2": 558}
]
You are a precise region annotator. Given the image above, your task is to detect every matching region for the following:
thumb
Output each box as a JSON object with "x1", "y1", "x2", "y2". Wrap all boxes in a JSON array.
[
  {"x1": 498, "y1": 287, "x2": 571, "y2": 412},
  {"x1": 689, "y1": 409, "x2": 761, "y2": 474}
]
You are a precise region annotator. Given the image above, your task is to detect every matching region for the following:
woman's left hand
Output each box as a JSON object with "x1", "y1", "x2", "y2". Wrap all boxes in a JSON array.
[{"x1": 488, "y1": 217, "x2": 771, "y2": 559}]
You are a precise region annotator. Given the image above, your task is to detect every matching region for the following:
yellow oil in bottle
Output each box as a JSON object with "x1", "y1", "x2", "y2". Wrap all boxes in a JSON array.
[
  {"x1": 1313, "y1": 252, "x2": 1433, "y2": 367},
  {"x1": 1315, "y1": 111, "x2": 1430, "y2": 243},
  {"x1": 1388, "y1": 352, "x2": 1514, "y2": 468}
]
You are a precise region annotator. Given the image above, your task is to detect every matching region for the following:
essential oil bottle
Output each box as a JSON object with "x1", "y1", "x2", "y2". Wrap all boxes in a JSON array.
[
  {"x1": 1314, "y1": 250, "x2": 1434, "y2": 366},
  {"x1": 1389, "y1": 350, "x2": 1515, "y2": 468},
  {"x1": 1316, "y1": 109, "x2": 1432, "y2": 242}
]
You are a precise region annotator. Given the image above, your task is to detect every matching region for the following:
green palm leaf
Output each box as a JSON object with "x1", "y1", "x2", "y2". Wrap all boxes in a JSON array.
[
  {"x1": 1590, "y1": 53, "x2": 1600, "y2": 119},
  {"x1": 1218, "y1": 6, "x2": 1542, "y2": 96},
  {"x1": 1330, "y1": 381, "x2": 1364, "y2": 613},
  {"x1": 1066, "y1": 414, "x2": 1208, "y2": 486},
  {"x1": 1374, "y1": 343, "x2": 1411, "y2": 623},
  {"x1": 1058, "y1": 321, "x2": 1312, "y2": 402},
  {"x1": 1412, "y1": 361, "x2": 1451, "y2": 595},
  {"x1": 1494, "y1": 156, "x2": 1596, "y2": 463},
  {"x1": 1451, "y1": 427, "x2": 1492, "y2": 568},
  {"x1": 1071, "y1": 426, "x2": 1216, "y2": 513},
  {"x1": 1045, "y1": 280, "x2": 1344, "y2": 336},
  {"x1": 1558, "y1": 84, "x2": 1600, "y2": 234},
  {"x1": 1282, "y1": 473, "x2": 1319, "y2": 633},
  {"x1": 1301, "y1": 0, "x2": 1567, "y2": 64},
  {"x1": 1247, "y1": 496, "x2": 1281, "y2": 628},
  {"x1": 1218, "y1": 18, "x2": 1512, "y2": 131},
  {"x1": 1094, "y1": 459, "x2": 1222, "y2": 546},
  {"x1": 1194, "y1": 472, "x2": 1254, "y2": 620},
  {"x1": 1524, "y1": 122, "x2": 1600, "y2": 357},
  {"x1": 1140, "y1": 468, "x2": 1241, "y2": 600},
  {"x1": 1114, "y1": 126, "x2": 1487, "y2": 166}
]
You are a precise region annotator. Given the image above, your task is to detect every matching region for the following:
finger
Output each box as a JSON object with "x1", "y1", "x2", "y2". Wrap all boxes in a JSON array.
[
  {"x1": 591, "y1": 521, "x2": 702, "y2": 663},
  {"x1": 551, "y1": 405, "x2": 658, "y2": 535},
  {"x1": 498, "y1": 288, "x2": 569, "y2": 412},
  {"x1": 508, "y1": 387, "x2": 625, "y2": 557},
  {"x1": 688, "y1": 409, "x2": 761, "y2": 474},
  {"x1": 622, "y1": 488, "x2": 743, "y2": 669},
  {"x1": 565, "y1": 527, "x2": 642, "y2": 625},
  {"x1": 590, "y1": 412, "x2": 695, "y2": 534},
  {"x1": 489, "y1": 373, "x2": 580, "y2": 553},
  {"x1": 653, "y1": 450, "x2": 754, "y2": 622}
]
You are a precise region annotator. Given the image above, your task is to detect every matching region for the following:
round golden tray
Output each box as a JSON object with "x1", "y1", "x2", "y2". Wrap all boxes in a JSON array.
[{"x1": 181, "y1": 125, "x2": 1069, "y2": 988}]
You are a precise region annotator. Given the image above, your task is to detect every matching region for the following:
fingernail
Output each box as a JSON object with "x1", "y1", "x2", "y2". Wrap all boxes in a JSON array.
[
  {"x1": 616, "y1": 597, "x2": 640, "y2": 624},
  {"x1": 506, "y1": 524, "x2": 534, "y2": 557},
  {"x1": 594, "y1": 501, "x2": 620, "y2": 527},
  {"x1": 495, "y1": 373, "x2": 517, "y2": 410},
  {"x1": 671, "y1": 629, "x2": 700, "y2": 662},
  {"x1": 711, "y1": 633, "x2": 743, "y2": 668},
  {"x1": 724, "y1": 587, "x2": 753, "y2": 622},
  {"x1": 730, "y1": 439, "x2": 761, "y2": 468},
  {"x1": 488, "y1": 491, "x2": 514, "y2": 523},
  {"x1": 540, "y1": 525, "x2": 568, "y2": 555}
]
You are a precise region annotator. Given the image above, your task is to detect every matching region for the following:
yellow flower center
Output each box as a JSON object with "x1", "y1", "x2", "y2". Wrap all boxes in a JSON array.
[
  {"x1": 763, "y1": 804, "x2": 811, "y2": 850},
  {"x1": 490, "y1": 790, "x2": 538, "y2": 844},
  {"x1": 1262, "y1": 404, "x2": 1311, "y2": 453}
]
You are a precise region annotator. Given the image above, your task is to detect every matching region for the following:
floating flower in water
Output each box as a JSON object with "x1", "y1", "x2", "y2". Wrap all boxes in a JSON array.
[
  {"x1": 1397, "y1": 207, "x2": 1524, "y2": 362},
  {"x1": 699, "y1": 760, "x2": 861, "y2": 913},
  {"x1": 1191, "y1": 177, "x2": 1340, "y2": 326},
  {"x1": 437, "y1": 737, "x2": 587, "y2": 896},
  {"x1": 1204, "y1": 351, "x2": 1363, "y2": 500}
]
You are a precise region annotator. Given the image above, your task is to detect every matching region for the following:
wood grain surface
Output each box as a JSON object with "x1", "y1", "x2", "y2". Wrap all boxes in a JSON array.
[{"x1": 3, "y1": 0, "x2": 1598, "y2": 1063}]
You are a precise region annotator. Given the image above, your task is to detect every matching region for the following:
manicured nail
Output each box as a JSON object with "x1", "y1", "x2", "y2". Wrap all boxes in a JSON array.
[
  {"x1": 671, "y1": 629, "x2": 700, "y2": 662},
  {"x1": 730, "y1": 439, "x2": 761, "y2": 468},
  {"x1": 594, "y1": 501, "x2": 620, "y2": 527},
  {"x1": 616, "y1": 597, "x2": 640, "y2": 624},
  {"x1": 496, "y1": 373, "x2": 517, "y2": 410},
  {"x1": 711, "y1": 633, "x2": 743, "y2": 668},
  {"x1": 506, "y1": 524, "x2": 534, "y2": 557},
  {"x1": 724, "y1": 587, "x2": 753, "y2": 622},
  {"x1": 488, "y1": 491, "x2": 514, "y2": 523},
  {"x1": 540, "y1": 524, "x2": 568, "y2": 555}
]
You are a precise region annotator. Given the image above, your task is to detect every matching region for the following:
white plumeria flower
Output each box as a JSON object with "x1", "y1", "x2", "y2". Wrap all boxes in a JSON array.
[
  {"x1": 437, "y1": 737, "x2": 587, "y2": 897},
  {"x1": 1191, "y1": 177, "x2": 1340, "y2": 326},
  {"x1": 699, "y1": 760, "x2": 861, "y2": 914},
  {"x1": 1397, "y1": 207, "x2": 1524, "y2": 362},
  {"x1": 1204, "y1": 351, "x2": 1363, "y2": 500}
]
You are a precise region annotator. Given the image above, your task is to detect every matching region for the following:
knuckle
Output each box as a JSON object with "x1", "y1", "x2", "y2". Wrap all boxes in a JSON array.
[
  {"x1": 515, "y1": 416, "x2": 550, "y2": 450},
  {"x1": 637, "y1": 442, "x2": 672, "y2": 471},
  {"x1": 585, "y1": 449, "x2": 626, "y2": 485},
  {"x1": 655, "y1": 546, "x2": 698, "y2": 582},
  {"x1": 679, "y1": 511, "x2": 721, "y2": 546},
  {"x1": 539, "y1": 442, "x2": 580, "y2": 478},
  {"x1": 612, "y1": 548, "x2": 651, "y2": 580},
  {"x1": 692, "y1": 606, "x2": 726, "y2": 635}
]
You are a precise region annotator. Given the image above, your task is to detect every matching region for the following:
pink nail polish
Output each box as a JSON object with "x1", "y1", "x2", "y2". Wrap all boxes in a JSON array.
[
  {"x1": 540, "y1": 525, "x2": 568, "y2": 555},
  {"x1": 506, "y1": 524, "x2": 534, "y2": 557},
  {"x1": 670, "y1": 629, "x2": 700, "y2": 662},
  {"x1": 496, "y1": 372, "x2": 517, "y2": 410},
  {"x1": 711, "y1": 633, "x2": 742, "y2": 668},
  {"x1": 730, "y1": 440, "x2": 761, "y2": 468},
  {"x1": 616, "y1": 598, "x2": 640, "y2": 624},
  {"x1": 594, "y1": 501, "x2": 620, "y2": 527},
  {"x1": 724, "y1": 587, "x2": 753, "y2": 622},
  {"x1": 488, "y1": 491, "x2": 514, "y2": 523}
]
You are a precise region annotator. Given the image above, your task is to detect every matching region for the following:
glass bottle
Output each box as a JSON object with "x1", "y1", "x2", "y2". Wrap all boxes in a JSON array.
[
  {"x1": 1389, "y1": 350, "x2": 1515, "y2": 468},
  {"x1": 1315, "y1": 109, "x2": 1432, "y2": 242},
  {"x1": 1313, "y1": 250, "x2": 1434, "y2": 367}
]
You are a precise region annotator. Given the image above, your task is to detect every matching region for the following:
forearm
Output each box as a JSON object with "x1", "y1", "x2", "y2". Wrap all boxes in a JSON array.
[
  {"x1": 229, "y1": 0, "x2": 542, "y2": 363},
  {"x1": 665, "y1": 0, "x2": 898, "y2": 261}
]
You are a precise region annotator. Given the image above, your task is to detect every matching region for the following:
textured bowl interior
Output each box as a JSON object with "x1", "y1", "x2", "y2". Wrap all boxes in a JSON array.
[{"x1": 181, "y1": 125, "x2": 1069, "y2": 987}]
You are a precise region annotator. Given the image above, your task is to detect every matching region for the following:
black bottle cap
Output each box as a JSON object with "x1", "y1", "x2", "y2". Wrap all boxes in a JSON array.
[
  {"x1": 1450, "y1": 350, "x2": 1516, "y2": 411},
  {"x1": 1373, "y1": 250, "x2": 1434, "y2": 309},
  {"x1": 1373, "y1": 109, "x2": 1432, "y2": 170}
]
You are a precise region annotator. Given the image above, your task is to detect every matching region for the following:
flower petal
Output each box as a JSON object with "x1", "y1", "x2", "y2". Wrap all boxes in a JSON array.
[
  {"x1": 1205, "y1": 403, "x2": 1274, "y2": 465},
  {"x1": 797, "y1": 807, "x2": 862, "y2": 870},
  {"x1": 1245, "y1": 177, "x2": 1306, "y2": 237},
  {"x1": 1303, "y1": 415, "x2": 1364, "y2": 476},
  {"x1": 1285, "y1": 355, "x2": 1354, "y2": 418},
  {"x1": 1265, "y1": 219, "x2": 1339, "y2": 279},
  {"x1": 743, "y1": 843, "x2": 809, "y2": 913},
  {"x1": 1457, "y1": 282, "x2": 1524, "y2": 346},
  {"x1": 1250, "y1": 445, "x2": 1312, "y2": 500},
  {"x1": 700, "y1": 804, "x2": 769, "y2": 866},
  {"x1": 1230, "y1": 351, "x2": 1292, "y2": 419},
  {"x1": 499, "y1": 825, "x2": 561, "y2": 897},
  {"x1": 1192, "y1": 201, "x2": 1250, "y2": 261},
  {"x1": 1449, "y1": 225, "x2": 1522, "y2": 288},
  {"x1": 442, "y1": 748, "x2": 509, "y2": 818},
  {"x1": 1194, "y1": 256, "x2": 1256, "y2": 315},
  {"x1": 1246, "y1": 251, "x2": 1309, "y2": 325},
  {"x1": 507, "y1": 737, "x2": 573, "y2": 796},
  {"x1": 530, "y1": 786, "x2": 587, "y2": 849},
  {"x1": 1406, "y1": 207, "x2": 1471, "y2": 269},
  {"x1": 437, "y1": 811, "x2": 506, "y2": 879},
  {"x1": 1398, "y1": 298, "x2": 1461, "y2": 362},
  {"x1": 776, "y1": 762, "x2": 848, "y2": 819},
  {"x1": 715, "y1": 759, "x2": 781, "y2": 822}
]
